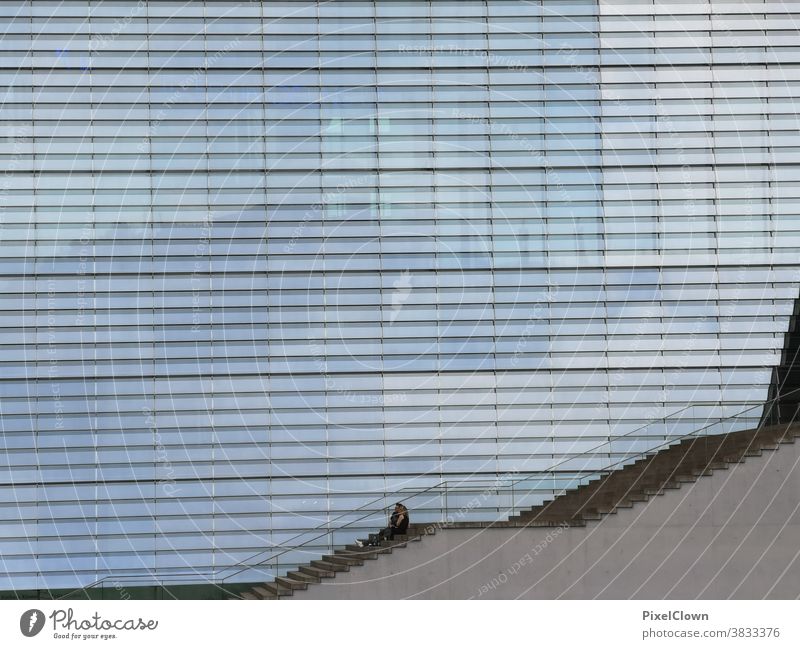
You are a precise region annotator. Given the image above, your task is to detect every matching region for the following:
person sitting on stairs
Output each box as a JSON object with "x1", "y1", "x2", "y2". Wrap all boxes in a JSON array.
[{"x1": 355, "y1": 503, "x2": 409, "y2": 547}]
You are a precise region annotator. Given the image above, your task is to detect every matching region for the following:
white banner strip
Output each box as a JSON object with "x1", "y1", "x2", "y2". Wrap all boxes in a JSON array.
[{"x1": 1, "y1": 600, "x2": 797, "y2": 648}]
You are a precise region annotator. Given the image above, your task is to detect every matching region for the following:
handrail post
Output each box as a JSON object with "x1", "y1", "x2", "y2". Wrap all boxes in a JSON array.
[{"x1": 511, "y1": 479, "x2": 515, "y2": 518}]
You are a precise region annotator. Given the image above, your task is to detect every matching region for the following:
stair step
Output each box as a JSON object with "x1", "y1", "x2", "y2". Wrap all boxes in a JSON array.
[
  {"x1": 378, "y1": 539, "x2": 409, "y2": 549},
  {"x1": 252, "y1": 584, "x2": 283, "y2": 598},
  {"x1": 275, "y1": 577, "x2": 308, "y2": 591},
  {"x1": 407, "y1": 525, "x2": 435, "y2": 535},
  {"x1": 323, "y1": 554, "x2": 364, "y2": 566},
  {"x1": 287, "y1": 570, "x2": 319, "y2": 583},
  {"x1": 311, "y1": 559, "x2": 349, "y2": 572},
  {"x1": 341, "y1": 545, "x2": 383, "y2": 557},
  {"x1": 300, "y1": 565, "x2": 335, "y2": 579}
]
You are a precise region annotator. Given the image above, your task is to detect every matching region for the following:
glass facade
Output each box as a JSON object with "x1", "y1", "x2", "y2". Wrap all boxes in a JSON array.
[{"x1": 1, "y1": 0, "x2": 799, "y2": 590}]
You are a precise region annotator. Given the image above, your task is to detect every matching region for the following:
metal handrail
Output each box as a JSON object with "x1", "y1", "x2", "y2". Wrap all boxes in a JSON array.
[
  {"x1": 502, "y1": 393, "x2": 798, "y2": 491},
  {"x1": 62, "y1": 484, "x2": 410, "y2": 595},
  {"x1": 61, "y1": 387, "x2": 800, "y2": 596},
  {"x1": 58, "y1": 467, "x2": 598, "y2": 598},
  {"x1": 70, "y1": 407, "x2": 701, "y2": 592}
]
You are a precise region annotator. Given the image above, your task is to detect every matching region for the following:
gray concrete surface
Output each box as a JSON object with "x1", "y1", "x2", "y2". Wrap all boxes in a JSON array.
[{"x1": 293, "y1": 439, "x2": 800, "y2": 599}]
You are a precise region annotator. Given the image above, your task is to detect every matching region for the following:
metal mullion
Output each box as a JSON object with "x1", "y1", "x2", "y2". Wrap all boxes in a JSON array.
[
  {"x1": 145, "y1": 0, "x2": 158, "y2": 583},
  {"x1": 372, "y1": 0, "x2": 388, "y2": 508},
  {"x1": 260, "y1": 0, "x2": 273, "y2": 569},
  {"x1": 484, "y1": 0, "x2": 500, "y2": 485},
  {"x1": 427, "y1": 0, "x2": 444, "y2": 488}
]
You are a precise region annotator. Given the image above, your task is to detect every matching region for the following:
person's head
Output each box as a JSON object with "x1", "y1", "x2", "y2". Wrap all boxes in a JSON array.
[{"x1": 395, "y1": 502, "x2": 407, "y2": 513}]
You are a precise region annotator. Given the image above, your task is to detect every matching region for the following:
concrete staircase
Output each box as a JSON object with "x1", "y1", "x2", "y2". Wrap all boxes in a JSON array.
[{"x1": 234, "y1": 421, "x2": 800, "y2": 600}]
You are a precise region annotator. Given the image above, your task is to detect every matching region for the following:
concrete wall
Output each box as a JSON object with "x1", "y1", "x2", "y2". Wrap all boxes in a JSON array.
[{"x1": 293, "y1": 439, "x2": 800, "y2": 599}]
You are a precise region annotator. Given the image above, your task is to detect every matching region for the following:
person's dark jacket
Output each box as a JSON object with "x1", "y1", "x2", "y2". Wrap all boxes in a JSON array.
[{"x1": 393, "y1": 510, "x2": 409, "y2": 534}]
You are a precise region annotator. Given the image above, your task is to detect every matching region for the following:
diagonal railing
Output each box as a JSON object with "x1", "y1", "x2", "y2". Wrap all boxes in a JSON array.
[{"x1": 58, "y1": 388, "x2": 800, "y2": 598}]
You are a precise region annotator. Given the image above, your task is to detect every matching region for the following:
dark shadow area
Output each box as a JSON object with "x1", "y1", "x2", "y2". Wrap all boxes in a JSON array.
[
  {"x1": 0, "y1": 581, "x2": 258, "y2": 601},
  {"x1": 762, "y1": 291, "x2": 800, "y2": 425}
]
